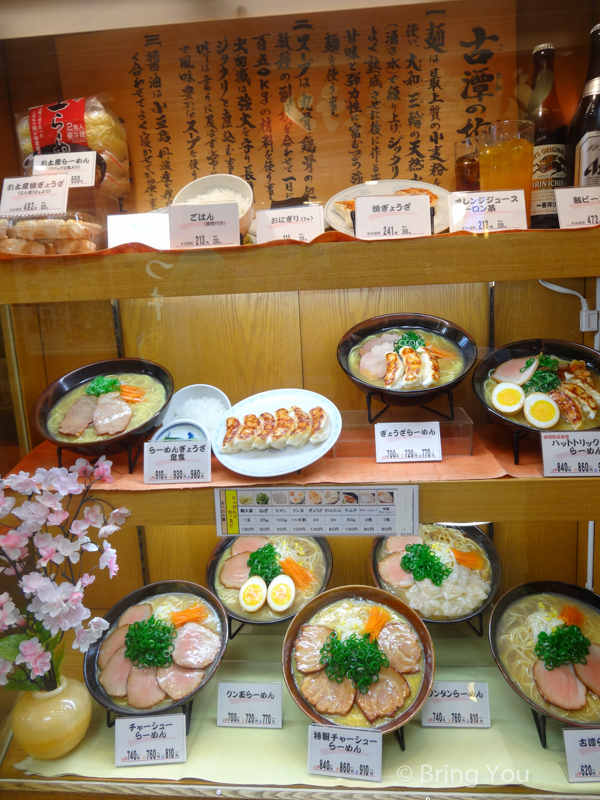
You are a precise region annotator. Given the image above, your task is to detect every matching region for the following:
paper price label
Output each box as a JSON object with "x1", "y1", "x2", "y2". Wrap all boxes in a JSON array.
[
  {"x1": 143, "y1": 440, "x2": 211, "y2": 484},
  {"x1": 0, "y1": 173, "x2": 69, "y2": 215},
  {"x1": 354, "y1": 194, "x2": 431, "y2": 239},
  {"x1": 541, "y1": 432, "x2": 600, "y2": 477},
  {"x1": 450, "y1": 190, "x2": 527, "y2": 232},
  {"x1": 217, "y1": 682, "x2": 282, "y2": 728},
  {"x1": 107, "y1": 212, "x2": 170, "y2": 249},
  {"x1": 564, "y1": 728, "x2": 600, "y2": 782},
  {"x1": 555, "y1": 187, "x2": 600, "y2": 228},
  {"x1": 375, "y1": 421, "x2": 441, "y2": 463},
  {"x1": 421, "y1": 681, "x2": 490, "y2": 728},
  {"x1": 32, "y1": 152, "x2": 96, "y2": 188},
  {"x1": 168, "y1": 203, "x2": 240, "y2": 249},
  {"x1": 256, "y1": 205, "x2": 324, "y2": 243},
  {"x1": 308, "y1": 723, "x2": 382, "y2": 782},
  {"x1": 115, "y1": 714, "x2": 186, "y2": 767}
]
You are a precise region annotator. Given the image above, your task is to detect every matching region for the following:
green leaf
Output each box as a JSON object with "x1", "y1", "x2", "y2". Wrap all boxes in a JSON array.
[
  {"x1": 0, "y1": 634, "x2": 30, "y2": 663},
  {"x1": 45, "y1": 632, "x2": 62, "y2": 653},
  {"x1": 52, "y1": 641, "x2": 66, "y2": 682},
  {"x1": 33, "y1": 621, "x2": 52, "y2": 644},
  {"x1": 2, "y1": 666, "x2": 39, "y2": 693}
]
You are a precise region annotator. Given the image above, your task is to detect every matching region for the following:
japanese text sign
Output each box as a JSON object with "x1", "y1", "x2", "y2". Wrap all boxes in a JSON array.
[
  {"x1": 541, "y1": 432, "x2": 600, "y2": 477},
  {"x1": 143, "y1": 440, "x2": 211, "y2": 483},
  {"x1": 564, "y1": 728, "x2": 600, "y2": 782},
  {"x1": 115, "y1": 714, "x2": 186, "y2": 766},
  {"x1": 217, "y1": 682, "x2": 282, "y2": 728},
  {"x1": 354, "y1": 194, "x2": 431, "y2": 239},
  {"x1": 168, "y1": 203, "x2": 240, "y2": 249},
  {"x1": 450, "y1": 190, "x2": 527, "y2": 232},
  {"x1": 555, "y1": 187, "x2": 600, "y2": 228},
  {"x1": 256, "y1": 205, "x2": 324, "y2": 243},
  {"x1": 32, "y1": 152, "x2": 97, "y2": 188},
  {"x1": 422, "y1": 680, "x2": 490, "y2": 728},
  {"x1": 375, "y1": 421, "x2": 441, "y2": 462},
  {"x1": 0, "y1": 173, "x2": 69, "y2": 215}
]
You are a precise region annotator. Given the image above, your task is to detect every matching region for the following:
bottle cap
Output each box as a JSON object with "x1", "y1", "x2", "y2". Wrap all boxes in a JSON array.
[{"x1": 533, "y1": 43, "x2": 555, "y2": 54}]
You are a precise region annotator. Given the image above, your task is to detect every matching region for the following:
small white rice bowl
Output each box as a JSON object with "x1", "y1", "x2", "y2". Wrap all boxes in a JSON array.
[{"x1": 174, "y1": 397, "x2": 229, "y2": 435}]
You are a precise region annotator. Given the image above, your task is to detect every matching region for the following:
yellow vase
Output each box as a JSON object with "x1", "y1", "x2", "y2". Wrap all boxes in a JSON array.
[{"x1": 11, "y1": 676, "x2": 92, "y2": 760}]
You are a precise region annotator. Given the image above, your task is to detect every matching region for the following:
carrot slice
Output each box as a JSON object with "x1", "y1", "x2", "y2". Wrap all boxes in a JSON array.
[
  {"x1": 559, "y1": 604, "x2": 585, "y2": 628},
  {"x1": 451, "y1": 548, "x2": 486, "y2": 571},
  {"x1": 120, "y1": 385, "x2": 146, "y2": 404},
  {"x1": 427, "y1": 344, "x2": 455, "y2": 360},
  {"x1": 363, "y1": 606, "x2": 391, "y2": 642},
  {"x1": 280, "y1": 557, "x2": 316, "y2": 591},
  {"x1": 171, "y1": 605, "x2": 208, "y2": 627}
]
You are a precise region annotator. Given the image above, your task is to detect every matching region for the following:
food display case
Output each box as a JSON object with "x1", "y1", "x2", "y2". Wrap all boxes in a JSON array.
[{"x1": 1, "y1": 0, "x2": 600, "y2": 798}]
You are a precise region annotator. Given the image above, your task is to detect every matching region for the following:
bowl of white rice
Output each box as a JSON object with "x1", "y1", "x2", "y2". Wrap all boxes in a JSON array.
[
  {"x1": 161, "y1": 384, "x2": 231, "y2": 443},
  {"x1": 172, "y1": 174, "x2": 254, "y2": 237}
]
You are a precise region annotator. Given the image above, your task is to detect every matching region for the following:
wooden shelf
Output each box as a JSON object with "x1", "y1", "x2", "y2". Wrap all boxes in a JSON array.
[{"x1": 1, "y1": 228, "x2": 600, "y2": 305}]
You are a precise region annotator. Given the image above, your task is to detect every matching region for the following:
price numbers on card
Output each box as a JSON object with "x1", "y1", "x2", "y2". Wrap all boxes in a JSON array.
[
  {"x1": 308, "y1": 723, "x2": 383, "y2": 782},
  {"x1": 421, "y1": 681, "x2": 490, "y2": 728},
  {"x1": 226, "y1": 711, "x2": 274, "y2": 725},
  {"x1": 375, "y1": 421, "x2": 442, "y2": 463},
  {"x1": 555, "y1": 187, "x2": 600, "y2": 229},
  {"x1": 564, "y1": 729, "x2": 600, "y2": 782},
  {"x1": 115, "y1": 714, "x2": 186, "y2": 767},
  {"x1": 217, "y1": 682, "x2": 283, "y2": 729}
]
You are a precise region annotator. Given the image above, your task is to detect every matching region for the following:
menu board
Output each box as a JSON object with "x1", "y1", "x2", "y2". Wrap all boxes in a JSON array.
[{"x1": 215, "y1": 486, "x2": 418, "y2": 537}]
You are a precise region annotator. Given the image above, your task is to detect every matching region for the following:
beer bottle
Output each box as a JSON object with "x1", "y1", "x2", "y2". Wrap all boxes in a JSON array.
[
  {"x1": 569, "y1": 23, "x2": 600, "y2": 186},
  {"x1": 526, "y1": 43, "x2": 568, "y2": 228}
]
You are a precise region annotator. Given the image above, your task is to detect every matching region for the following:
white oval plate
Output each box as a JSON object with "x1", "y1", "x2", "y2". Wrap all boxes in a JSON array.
[
  {"x1": 212, "y1": 389, "x2": 342, "y2": 478},
  {"x1": 325, "y1": 179, "x2": 450, "y2": 236}
]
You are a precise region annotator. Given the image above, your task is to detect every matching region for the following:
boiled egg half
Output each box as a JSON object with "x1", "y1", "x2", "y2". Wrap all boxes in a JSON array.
[
  {"x1": 267, "y1": 575, "x2": 295, "y2": 613},
  {"x1": 239, "y1": 576, "x2": 267, "y2": 613},
  {"x1": 523, "y1": 392, "x2": 560, "y2": 429},
  {"x1": 491, "y1": 382, "x2": 525, "y2": 415}
]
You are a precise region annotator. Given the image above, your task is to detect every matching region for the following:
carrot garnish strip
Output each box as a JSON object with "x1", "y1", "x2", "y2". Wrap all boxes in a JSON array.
[
  {"x1": 559, "y1": 604, "x2": 585, "y2": 628},
  {"x1": 363, "y1": 606, "x2": 391, "y2": 642},
  {"x1": 427, "y1": 344, "x2": 455, "y2": 360},
  {"x1": 280, "y1": 557, "x2": 316, "y2": 591},
  {"x1": 450, "y1": 548, "x2": 486, "y2": 571},
  {"x1": 171, "y1": 605, "x2": 208, "y2": 627},
  {"x1": 120, "y1": 385, "x2": 146, "y2": 404}
]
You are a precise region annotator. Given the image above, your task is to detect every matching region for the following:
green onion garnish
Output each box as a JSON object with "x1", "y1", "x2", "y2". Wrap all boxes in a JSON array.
[
  {"x1": 393, "y1": 330, "x2": 426, "y2": 354},
  {"x1": 535, "y1": 624, "x2": 591, "y2": 670},
  {"x1": 124, "y1": 615, "x2": 176, "y2": 668},
  {"x1": 319, "y1": 632, "x2": 389, "y2": 694},
  {"x1": 247, "y1": 543, "x2": 282, "y2": 585},
  {"x1": 401, "y1": 543, "x2": 452, "y2": 586},
  {"x1": 86, "y1": 376, "x2": 121, "y2": 396}
]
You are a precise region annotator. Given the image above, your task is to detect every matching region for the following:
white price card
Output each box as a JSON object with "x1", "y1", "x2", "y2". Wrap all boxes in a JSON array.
[
  {"x1": 32, "y1": 151, "x2": 96, "y2": 188},
  {"x1": 0, "y1": 173, "x2": 69, "y2": 215},
  {"x1": 168, "y1": 203, "x2": 240, "y2": 249},
  {"x1": 256, "y1": 205, "x2": 324, "y2": 243},
  {"x1": 308, "y1": 723, "x2": 382, "y2": 782},
  {"x1": 541, "y1": 431, "x2": 600, "y2": 477},
  {"x1": 421, "y1": 681, "x2": 490, "y2": 728},
  {"x1": 107, "y1": 212, "x2": 170, "y2": 249},
  {"x1": 354, "y1": 194, "x2": 431, "y2": 239},
  {"x1": 564, "y1": 728, "x2": 600, "y2": 782},
  {"x1": 143, "y1": 439, "x2": 211, "y2": 484},
  {"x1": 217, "y1": 681, "x2": 282, "y2": 728},
  {"x1": 555, "y1": 187, "x2": 600, "y2": 228},
  {"x1": 375, "y1": 421, "x2": 441, "y2": 463},
  {"x1": 450, "y1": 189, "x2": 528, "y2": 233},
  {"x1": 115, "y1": 713, "x2": 186, "y2": 767}
]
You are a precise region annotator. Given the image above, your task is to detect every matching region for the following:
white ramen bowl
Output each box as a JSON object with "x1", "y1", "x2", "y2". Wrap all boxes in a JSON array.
[{"x1": 172, "y1": 174, "x2": 254, "y2": 237}]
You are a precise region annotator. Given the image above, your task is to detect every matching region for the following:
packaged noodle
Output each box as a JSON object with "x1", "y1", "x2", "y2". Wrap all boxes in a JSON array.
[{"x1": 15, "y1": 96, "x2": 130, "y2": 199}]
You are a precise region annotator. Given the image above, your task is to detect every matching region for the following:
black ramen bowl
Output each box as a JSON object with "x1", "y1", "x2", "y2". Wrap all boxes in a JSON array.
[
  {"x1": 472, "y1": 338, "x2": 600, "y2": 435},
  {"x1": 33, "y1": 357, "x2": 174, "y2": 457},
  {"x1": 84, "y1": 580, "x2": 228, "y2": 718},
  {"x1": 337, "y1": 313, "x2": 478, "y2": 407},
  {"x1": 206, "y1": 535, "x2": 333, "y2": 626},
  {"x1": 369, "y1": 525, "x2": 502, "y2": 624},
  {"x1": 490, "y1": 580, "x2": 600, "y2": 728}
]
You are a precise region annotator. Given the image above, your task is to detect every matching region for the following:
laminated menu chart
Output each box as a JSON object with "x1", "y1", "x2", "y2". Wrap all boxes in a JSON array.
[
  {"x1": 215, "y1": 485, "x2": 419, "y2": 536},
  {"x1": 450, "y1": 190, "x2": 528, "y2": 232}
]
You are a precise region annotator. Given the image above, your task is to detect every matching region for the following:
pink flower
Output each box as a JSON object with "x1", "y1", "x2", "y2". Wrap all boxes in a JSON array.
[
  {"x1": 0, "y1": 592, "x2": 19, "y2": 631},
  {"x1": 15, "y1": 638, "x2": 52, "y2": 678},
  {"x1": 5, "y1": 472, "x2": 40, "y2": 496},
  {"x1": 52, "y1": 471, "x2": 83, "y2": 496},
  {"x1": 12, "y1": 500, "x2": 49, "y2": 528},
  {"x1": 80, "y1": 572, "x2": 95, "y2": 587},
  {"x1": 79, "y1": 536, "x2": 98, "y2": 553},
  {"x1": 69, "y1": 459, "x2": 94, "y2": 478},
  {"x1": 55, "y1": 535, "x2": 81, "y2": 564},
  {"x1": 0, "y1": 491, "x2": 15, "y2": 520},
  {"x1": 47, "y1": 509, "x2": 70, "y2": 526},
  {"x1": 108, "y1": 507, "x2": 131, "y2": 526},
  {"x1": 33, "y1": 467, "x2": 61, "y2": 491},
  {"x1": 94, "y1": 455, "x2": 114, "y2": 484},
  {"x1": 72, "y1": 617, "x2": 109, "y2": 652},
  {"x1": 33, "y1": 532, "x2": 62, "y2": 567},
  {"x1": 0, "y1": 530, "x2": 29, "y2": 559},
  {"x1": 83, "y1": 505, "x2": 104, "y2": 528},
  {"x1": 98, "y1": 524, "x2": 119, "y2": 539},
  {"x1": 19, "y1": 572, "x2": 47, "y2": 596},
  {"x1": 36, "y1": 491, "x2": 65, "y2": 511},
  {"x1": 0, "y1": 657, "x2": 12, "y2": 686},
  {"x1": 99, "y1": 540, "x2": 118, "y2": 578},
  {"x1": 69, "y1": 519, "x2": 90, "y2": 538}
]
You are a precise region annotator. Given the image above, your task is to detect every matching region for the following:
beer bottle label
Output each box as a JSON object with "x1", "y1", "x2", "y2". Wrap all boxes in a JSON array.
[
  {"x1": 575, "y1": 131, "x2": 600, "y2": 186},
  {"x1": 582, "y1": 77, "x2": 600, "y2": 97},
  {"x1": 530, "y1": 143, "x2": 568, "y2": 216}
]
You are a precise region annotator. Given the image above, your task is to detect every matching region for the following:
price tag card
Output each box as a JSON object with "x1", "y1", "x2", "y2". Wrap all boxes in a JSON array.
[
  {"x1": 564, "y1": 728, "x2": 600, "y2": 782},
  {"x1": 143, "y1": 440, "x2": 211, "y2": 484},
  {"x1": 354, "y1": 194, "x2": 431, "y2": 239},
  {"x1": 541, "y1": 431, "x2": 600, "y2": 477},
  {"x1": 421, "y1": 681, "x2": 490, "y2": 728},
  {"x1": 168, "y1": 203, "x2": 240, "y2": 249},
  {"x1": 32, "y1": 152, "x2": 96, "y2": 188},
  {"x1": 375, "y1": 421, "x2": 441, "y2": 463},
  {"x1": 308, "y1": 723, "x2": 382, "y2": 782},
  {"x1": 217, "y1": 681, "x2": 282, "y2": 728},
  {"x1": 256, "y1": 205, "x2": 324, "y2": 243},
  {"x1": 450, "y1": 190, "x2": 527, "y2": 233},
  {"x1": 555, "y1": 187, "x2": 600, "y2": 228},
  {"x1": 0, "y1": 173, "x2": 69, "y2": 215},
  {"x1": 115, "y1": 713, "x2": 186, "y2": 767},
  {"x1": 107, "y1": 212, "x2": 170, "y2": 249}
]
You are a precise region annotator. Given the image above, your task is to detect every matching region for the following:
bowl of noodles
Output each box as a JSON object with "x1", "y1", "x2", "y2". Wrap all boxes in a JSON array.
[
  {"x1": 370, "y1": 524, "x2": 502, "y2": 624},
  {"x1": 337, "y1": 313, "x2": 477, "y2": 407},
  {"x1": 33, "y1": 357, "x2": 173, "y2": 457},
  {"x1": 490, "y1": 581, "x2": 600, "y2": 727}
]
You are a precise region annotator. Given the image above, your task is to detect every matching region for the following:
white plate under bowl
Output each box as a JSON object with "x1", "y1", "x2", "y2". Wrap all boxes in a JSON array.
[
  {"x1": 324, "y1": 179, "x2": 450, "y2": 236},
  {"x1": 151, "y1": 418, "x2": 210, "y2": 442},
  {"x1": 212, "y1": 388, "x2": 342, "y2": 478},
  {"x1": 161, "y1": 384, "x2": 231, "y2": 435}
]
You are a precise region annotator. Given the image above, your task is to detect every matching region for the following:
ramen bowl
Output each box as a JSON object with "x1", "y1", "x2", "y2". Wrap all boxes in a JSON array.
[
  {"x1": 370, "y1": 525, "x2": 502, "y2": 624},
  {"x1": 33, "y1": 357, "x2": 173, "y2": 457},
  {"x1": 84, "y1": 580, "x2": 228, "y2": 718},
  {"x1": 337, "y1": 313, "x2": 477, "y2": 407},
  {"x1": 283, "y1": 584, "x2": 434, "y2": 733},
  {"x1": 490, "y1": 580, "x2": 600, "y2": 728}
]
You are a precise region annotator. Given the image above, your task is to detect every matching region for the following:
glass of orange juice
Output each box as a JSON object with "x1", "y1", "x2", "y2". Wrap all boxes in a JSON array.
[{"x1": 478, "y1": 120, "x2": 535, "y2": 223}]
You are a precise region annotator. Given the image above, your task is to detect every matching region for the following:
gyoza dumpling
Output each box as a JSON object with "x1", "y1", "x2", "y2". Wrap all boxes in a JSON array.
[
  {"x1": 251, "y1": 412, "x2": 276, "y2": 450},
  {"x1": 399, "y1": 346, "x2": 422, "y2": 389},
  {"x1": 288, "y1": 406, "x2": 312, "y2": 448},
  {"x1": 418, "y1": 347, "x2": 440, "y2": 389},
  {"x1": 267, "y1": 408, "x2": 295, "y2": 450},
  {"x1": 221, "y1": 417, "x2": 242, "y2": 453},
  {"x1": 384, "y1": 352, "x2": 404, "y2": 389},
  {"x1": 309, "y1": 407, "x2": 330, "y2": 444},
  {"x1": 233, "y1": 414, "x2": 262, "y2": 451}
]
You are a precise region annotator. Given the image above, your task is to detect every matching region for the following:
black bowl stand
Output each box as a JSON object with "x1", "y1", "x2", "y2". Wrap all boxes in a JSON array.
[
  {"x1": 56, "y1": 443, "x2": 143, "y2": 474},
  {"x1": 365, "y1": 388, "x2": 455, "y2": 424}
]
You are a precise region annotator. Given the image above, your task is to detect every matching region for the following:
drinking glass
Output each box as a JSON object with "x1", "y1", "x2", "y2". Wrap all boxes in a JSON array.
[
  {"x1": 478, "y1": 120, "x2": 535, "y2": 221},
  {"x1": 454, "y1": 138, "x2": 479, "y2": 191}
]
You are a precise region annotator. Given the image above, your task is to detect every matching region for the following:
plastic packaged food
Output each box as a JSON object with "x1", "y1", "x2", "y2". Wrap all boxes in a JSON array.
[
  {"x1": 15, "y1": 96, "x2": 130, "y2": 199},
  {"x1": 0, "y1": 213, "x2": 104, "y2": 255}
]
